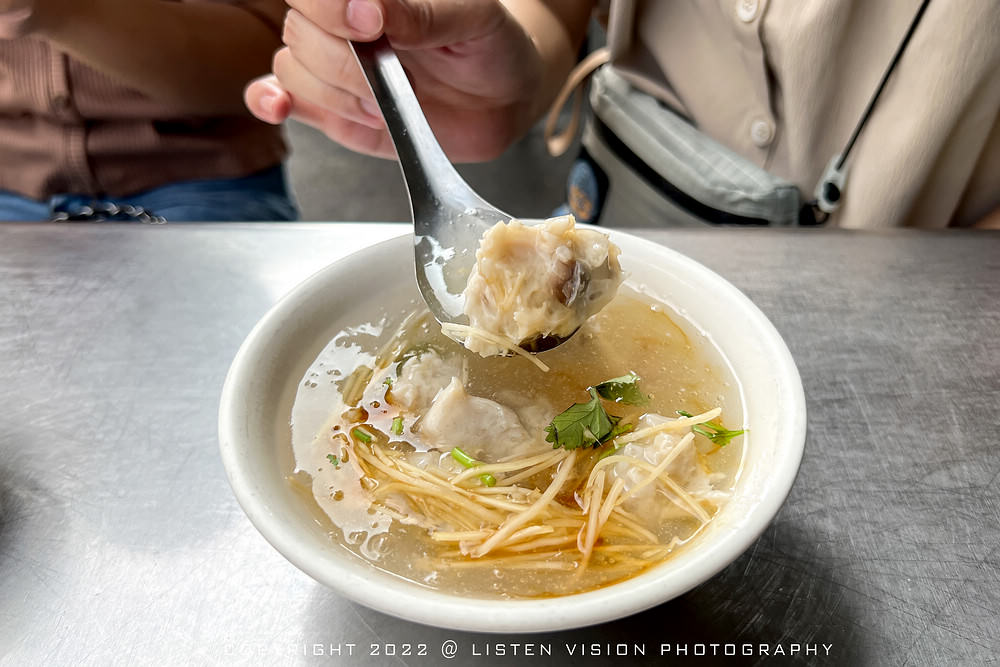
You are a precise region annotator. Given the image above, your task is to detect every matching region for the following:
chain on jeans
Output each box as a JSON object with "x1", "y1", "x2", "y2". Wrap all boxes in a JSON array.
[{"x1": 50, "y1": 202, "x2": 167, "y2": 224}]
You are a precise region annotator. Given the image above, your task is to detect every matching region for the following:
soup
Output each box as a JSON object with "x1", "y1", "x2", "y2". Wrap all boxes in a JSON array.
[{"x1": 289, "y1": 287, "x2": 745, "y2": 599}]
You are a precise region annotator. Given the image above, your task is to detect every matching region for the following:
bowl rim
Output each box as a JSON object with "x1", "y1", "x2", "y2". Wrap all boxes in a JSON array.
[{"x1": 219, "y1": 229, "x2": 806, "y2": 633}]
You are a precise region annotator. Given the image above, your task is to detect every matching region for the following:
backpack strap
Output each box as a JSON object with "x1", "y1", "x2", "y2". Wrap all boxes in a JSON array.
[{"x1": 544, "y1": 47, "x2": 611, "y2": 156}]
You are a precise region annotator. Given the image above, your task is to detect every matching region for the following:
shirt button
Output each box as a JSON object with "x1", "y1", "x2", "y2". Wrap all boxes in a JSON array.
[
  {"x1": 51, "y1": 94, "x2": 72, "y2": 112},
  {"x1": 750, "y1": 118, "x2": 774, "y2": 147},
  {"x1": 737, "y1": 0, "x2": 760, "y2": 22}
]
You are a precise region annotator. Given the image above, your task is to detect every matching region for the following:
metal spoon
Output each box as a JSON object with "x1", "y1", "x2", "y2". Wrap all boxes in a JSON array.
[{"x1": 350, "y1": 37, "x2": 571, "y2": 353}]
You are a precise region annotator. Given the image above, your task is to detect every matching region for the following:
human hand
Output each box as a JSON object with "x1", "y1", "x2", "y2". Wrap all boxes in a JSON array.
[
  {"x1": 0, "y1": 0, "x2": 35, "y2": 38},
  {"x1": 245, "y1": 0, "x2": 550, "y2": 161},
  {"x1": 1, "y1": 0, "x2": 72, "y2": 39}
]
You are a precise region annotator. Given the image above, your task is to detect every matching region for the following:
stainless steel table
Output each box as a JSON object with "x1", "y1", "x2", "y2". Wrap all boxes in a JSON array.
[{"x1": 1, "y1": 224, "x2": 997, "y2": 666}]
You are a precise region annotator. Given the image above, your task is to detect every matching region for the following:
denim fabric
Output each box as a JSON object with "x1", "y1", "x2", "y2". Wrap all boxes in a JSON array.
[
  {"x1": 0, "y1": 166, "x2": 298, "y2": 222},
  {"x1": 0, "y1": 191, "x2": 48, "y2": 221}
]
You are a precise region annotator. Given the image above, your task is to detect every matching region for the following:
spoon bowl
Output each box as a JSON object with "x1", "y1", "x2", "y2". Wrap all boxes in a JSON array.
[{"x1": 351, "y1": 38, "x2": 579, "y2": 352}]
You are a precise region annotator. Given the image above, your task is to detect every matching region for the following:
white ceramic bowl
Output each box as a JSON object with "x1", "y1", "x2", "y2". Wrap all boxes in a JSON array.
[{"x1": 219, "y1": 229, "x2": 806, "y2": 633}]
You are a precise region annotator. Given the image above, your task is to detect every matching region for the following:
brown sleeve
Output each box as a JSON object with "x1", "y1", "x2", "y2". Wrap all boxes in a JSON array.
[{"x1": 181, "y1": 0, "x2": 288, "y2": 37}]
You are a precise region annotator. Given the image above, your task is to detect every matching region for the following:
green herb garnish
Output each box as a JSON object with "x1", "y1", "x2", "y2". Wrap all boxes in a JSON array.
[
  {"x1": 450, "y1": 447, "x2": 497, "y2": 487},
  {"x1": 595, "y1": 423, "x2": 635, "y2": 460},
  {"x1": 394, "y1": 343, "x2": 441, "y2": 377},
  {"x1": 607, "y1": 421, "x2": 635, "y2": 440},
  {"x1": 595, "y1": 372, "x2": 648, "y2": 405},
  {"x1": 677, "y1": 410, "x2": 746, "y2": 446},
  {"x1": 546, "y1": 373, "x2": 654, "y2": 450},
  {"x1": 351, "y1": 426, "x2": 374, "y2": 444},
  {"x1": 326, "y1": 454, "x2": 340, "y2": 466},
  {"x1": 382, "y1": 376, "x2": 393, "y2": 388},
  {"x1": 390, "y1": 416, "x2": 404, "y2": 435},
  {"x1": 545, "y1": 388, "x2": 617, "y2": 450}
]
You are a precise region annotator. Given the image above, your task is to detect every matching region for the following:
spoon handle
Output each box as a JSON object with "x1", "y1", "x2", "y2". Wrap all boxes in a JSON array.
[
  {"x1": 350, "y1": 37, "x2": 475, "y2": 221},
  {"x1": 350, "y1": 37, "x2": 510, "y2": 324}
]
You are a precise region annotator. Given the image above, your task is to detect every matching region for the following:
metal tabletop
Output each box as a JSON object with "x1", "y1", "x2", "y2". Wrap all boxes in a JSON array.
[{"x1": 0, "y1": 224, "x2": 997, "y2": 667}]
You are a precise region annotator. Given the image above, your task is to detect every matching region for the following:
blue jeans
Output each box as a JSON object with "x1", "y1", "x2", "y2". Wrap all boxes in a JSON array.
[{"x1": 0, "y1": 166, "x2": 298, "y2": 222}]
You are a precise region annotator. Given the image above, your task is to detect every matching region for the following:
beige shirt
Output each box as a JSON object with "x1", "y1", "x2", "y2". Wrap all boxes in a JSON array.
[
  {"x1": 0, "y1": 1, "x2": 287, "y2": 201},
  {"x1": 604, "y1": 0, "x2": 1000, "y2": 228}
]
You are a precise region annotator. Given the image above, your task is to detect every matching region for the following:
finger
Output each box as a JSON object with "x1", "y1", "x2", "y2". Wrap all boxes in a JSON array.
[
  {"x1": 317, "y1": 112, "x2": 397, "y2": 159},
  {"x1": 285, "y1": 0, "x2": 384, "y2": 40},
  {"x1": 283, "y1": 0, "x2": 506, "y2": 48},
  {"x1": 244, "y1": 75, "x2": 292, "y2": 124},
  {"x1": 283, "y1": 9, "x2": 373, "y2": 101},
  {"x1": 285, "y1": 93, "x2": 396, "y2": 159},
  {"x1": 272, "y1": 47, "x2": 384, "y2": 130},
  {"x1": 380, "y1": 0, "x2": 508, "y2": 49}
]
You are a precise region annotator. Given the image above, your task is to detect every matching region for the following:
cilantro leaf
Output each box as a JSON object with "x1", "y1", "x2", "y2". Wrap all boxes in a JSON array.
[
  {"x1": 607, "y1": 421, "x2": 635, "y2": 440},
  {"x1": 595, "y1": 372, "x2": 648, "y2": 405},
  {"x1": 596, "y1": 422, "x2": 635, "y2": 460},
  {"x1": 545, "y1": 388, "x2": 616, "y2": 450},
  {"x1": 677, "y1": 410, "x2": 746, "y2": 447},
  {"x1": 326, "y1": 454, "x2": 340, "y2": 466}
]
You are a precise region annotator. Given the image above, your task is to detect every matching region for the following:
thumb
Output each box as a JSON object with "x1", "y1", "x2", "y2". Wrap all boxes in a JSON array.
[{"x1": 377, "y1": 0, "x2": 509, "y2": 49}]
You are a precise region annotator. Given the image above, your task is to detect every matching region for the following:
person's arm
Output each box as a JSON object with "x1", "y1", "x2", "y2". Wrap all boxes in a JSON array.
[
  {"x1": 5, "y1": 0, "x2": 284, "y2": 115},
  {"x1": 245, "y1": 0, "x2": 595, "y2": 161},
  {"x1": 973, "y1": 205, "x2": 1000, "y2": 229},
  {"x1": 497, "y1": 0, "x2": 595, "y2": 130}
]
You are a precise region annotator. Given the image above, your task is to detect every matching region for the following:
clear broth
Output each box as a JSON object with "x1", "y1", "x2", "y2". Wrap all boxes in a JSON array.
[{"x1": 289, "y1": 287, "x2": 745, "y2": 598}]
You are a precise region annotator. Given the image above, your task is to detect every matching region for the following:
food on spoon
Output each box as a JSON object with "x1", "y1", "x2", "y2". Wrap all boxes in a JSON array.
[{"x1": 442, "y1": 214, "x2": 623, "y2": 358}]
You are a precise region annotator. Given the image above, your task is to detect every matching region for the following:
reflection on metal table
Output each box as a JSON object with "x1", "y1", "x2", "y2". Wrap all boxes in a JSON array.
[{"x1": 0, "y1": 223, "x2": 997, "y2": 666}]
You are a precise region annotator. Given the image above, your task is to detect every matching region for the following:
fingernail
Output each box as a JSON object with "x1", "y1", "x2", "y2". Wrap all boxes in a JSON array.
[
  {"x1": 360, "y1": 97, "x2": 381, "y2": 118},
  {"x1": 259, "y1": 93, "x2": 276, "y2": 115},
  {"x1": 346, "y1": 0, "x2": 383, "y2": 36}
]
